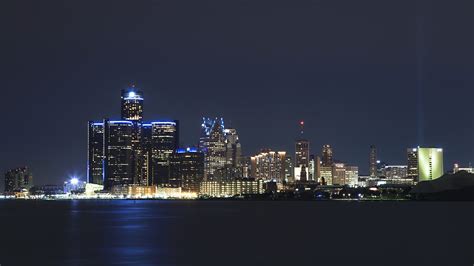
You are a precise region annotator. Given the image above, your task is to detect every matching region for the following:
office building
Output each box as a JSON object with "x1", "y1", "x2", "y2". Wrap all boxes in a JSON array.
[
  {"x1": 322, "y1": 145, "x2": 333, "y2": 167},
  {"x1": 87, "y1": 121, "x2": 104, "y2": 185},
  {"x1": 224, "y1": 128, "x2": 242, "y2": 168},
  {"x1": 250, "y1": 150, "x2": 286, "y2": 183},
  {"x1": 330, "y1": 163, "x2": 358, "y2": 186},
  {"x1": 332, "y1": 163, "x2": 346, "y2": 185},
  {"x1": 407, "y1": 148, "x2": 418, "y2": 180},
  {"x1": 308, "y1": 155, "x2": 320, "y2": 181},
  {"x1": 320, "y1": 166, "x2": 333, "y2": 185},
  {"x1": 149, "y1": 121, "x2": 179, "y2": 186},
  {"x1": 169, "y1": 147, "x2": 204, "y2": 192},
  {"x1": 407, "y1": 147, "x2": 444, "y2": 182},
  {"x1": 295, "y1": 139, "x2": 309, "y2": 181},
  {"x1": 4, "y1": 167, "x2": 33, "y2": 193},
  {"x1": 103, "y1": 120, "x2": 134, "y2": 189},
  {"x1": 345, "y1": 165, "x2": 359, "y2": 187},
  {"x1": 417, "y1": 147, "x2": 444, "y2": 182},
  {"x1": 369, "y1": 145, "x2": 377, "y2": 177},
  {"x1": 88, "y1": 87, "x2": 179, "y2": 191},
  {"x1": 285, "y1": 156, "x2": 294, "y2": 183},
  {"x1": 200, "y1": 118, "x2": 226, "y2": 180},
  {"x1": 121, "y1": 87, "x2": 144, "y2": 122},
  {"x1": 382, "y1": 165, "x2": 408, "y2": 179},
  {"x1": 200, "y1": 179, "x2": 264, "y2": 197}
]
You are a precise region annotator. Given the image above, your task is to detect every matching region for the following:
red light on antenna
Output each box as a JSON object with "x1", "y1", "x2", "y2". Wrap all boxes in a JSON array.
[{"x1": 300, "y1": 121, "x2": 304, "y2": 125}]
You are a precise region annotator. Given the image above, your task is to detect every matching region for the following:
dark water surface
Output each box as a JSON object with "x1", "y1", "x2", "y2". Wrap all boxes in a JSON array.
[{"x1": 0, "y1": 200, "x2": 472, "y2": 266}]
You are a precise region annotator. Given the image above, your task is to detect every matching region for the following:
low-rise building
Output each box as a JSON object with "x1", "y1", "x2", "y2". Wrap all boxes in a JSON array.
[{"x1": 200, "y1": 179, "x2": 264, "y2": 197}]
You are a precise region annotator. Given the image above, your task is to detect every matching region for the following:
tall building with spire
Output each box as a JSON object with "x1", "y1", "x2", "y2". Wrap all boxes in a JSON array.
[
  {"x1": 200, "y1": 118, "x2": 226, "y2": 180},
  {"x1": 295, "y1": 121, "x2": 309, "y2": 181}
]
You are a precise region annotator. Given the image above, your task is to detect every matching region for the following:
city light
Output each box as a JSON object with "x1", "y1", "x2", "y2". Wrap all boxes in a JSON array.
[{"x1": 70, "y1": 177, "x2": 79, "y2": 185}]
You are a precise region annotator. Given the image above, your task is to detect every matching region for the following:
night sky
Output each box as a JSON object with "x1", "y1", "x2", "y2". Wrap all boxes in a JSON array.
[{"x1": 1, "y1": 0, "x2": 473, "y2": 188}]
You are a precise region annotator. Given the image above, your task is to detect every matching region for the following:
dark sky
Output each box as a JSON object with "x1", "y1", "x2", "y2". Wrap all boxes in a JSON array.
[{"x1": 1, "y1": 0, "x2": 473, "y2": 188}]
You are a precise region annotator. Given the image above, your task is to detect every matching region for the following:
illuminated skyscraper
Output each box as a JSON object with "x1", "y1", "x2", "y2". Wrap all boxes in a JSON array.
[
  {"x1": 4, "y1": 167, "x2": 33, "y2": 193},
  {"x1": 251, "y1": 150, "x2": 286, "y2": 183},
  {"x1": 285, "y1": 156, "x2": 294, "y2": 182},
  {"x1": 224, "y1": 128, "x2": 241, "y2": 168},
  {"x1": 369, "y1": 145, "x2": 377, "y2": 177},
  {"x1": 332, "y1": 163, "x2": 346, "y2": 185},
  {"x1": 200, "y1": 118, "x2": 226, "y2": 180},
  {"x1": 309, "y1": 155, "x2": 321, "y2": 182},
  {"x1": 103, "y1": 120, "x2": 134, "y2": 189},
  {"x1": 295, "y1": 139, "x2": 309, "y2": 181},
  {"x1": 169, "y1": 147, "x2": 204, "y2": 192},
  {"x1": 417, "y1": 147, "x2": 444, "y2": 182},
  {"x1": 322, "y1": 145, "x2": 333, "y2": 167},
  {"x1": 198, "y1": 117, "x2": 214, "y2": 153},
  {"x1": 320, "y1": 166, "x2": 332, "y2": 185},
  {"x1": 407, "y1": 148, "x2": 419, "y2": 180},
  {"x1": 150, "y1": 121, "x2": 179, "y2": 186},
  {"x1": 121, "y1": 87, "x2": 144, "y2": 122},
  {"x1": 407, "y1": 147, "x2": 444, "y2": 183},
  {"x1": 87, "y1": 121, "x2": 104, "y2": 185},
  {"x1": 88, "y1": 87, "x2": 179, "y2": 190}
]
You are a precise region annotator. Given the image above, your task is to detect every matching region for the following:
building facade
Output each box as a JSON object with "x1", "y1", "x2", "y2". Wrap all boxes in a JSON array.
[
  {"x1": 250, "y1": 150, "x2": 286, "y2": 183},
  {"x1": 407, "y1": 147, "x2": 444, "y2": 183},
  {"x1": 4, "y1": 167, "x2": 33, "y2": 193},
  {"x1": 369, "y1": 145, "x2": 377, "y2": 177},
  {"x1": 322, "y1": 145, "x2": 333, "y2": 167},
  {"x1": 200, "y1": 179, "x2": 264, "y2": 197},
  {"x1": 295, "y1": 139, "x2": 310, "y2": 181},
  {"x1": 88, "y1": 87, "x2": 180, "y2": 190},
  {"x1": 169, "y1": 147, "x2": 205, "y2": 192}
]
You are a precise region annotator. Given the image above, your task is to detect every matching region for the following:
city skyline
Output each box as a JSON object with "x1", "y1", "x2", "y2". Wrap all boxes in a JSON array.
[
  {"x1": 1, "y1": 85, "x2": 470, "y2": 188},
  {"x1": 2, "y1": 0, "x2": 474, "y2": 189}
]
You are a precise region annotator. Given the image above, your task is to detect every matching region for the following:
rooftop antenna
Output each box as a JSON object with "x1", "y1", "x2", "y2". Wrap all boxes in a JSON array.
[{"x1": 299, "y1": 120, "x2": 305, "y2": 135}]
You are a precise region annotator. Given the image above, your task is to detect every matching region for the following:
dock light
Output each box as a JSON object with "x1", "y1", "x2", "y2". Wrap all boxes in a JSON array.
[{"x1": 70, "y1": 177, "x2": 79, "y2": 185}]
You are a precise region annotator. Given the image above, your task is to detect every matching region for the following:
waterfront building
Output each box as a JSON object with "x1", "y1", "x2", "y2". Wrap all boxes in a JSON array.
[
  {"x1": 250, "y1": 150, "x2": 286, "y2": 183},
  {"x1": 345, "y1": 165, "x2": 359, "y2": 187},
  {"x1": 382, "y1": 165, "x2": 408, "y2": 179},
  {"x1": 320, "y1": 166, "x2": 333, "y2": 185},
  {"x1": 63, "y1": 178, "x2": 86, "y2": 194},
  {"x1": 87, "y1": 121, "x2": 105, "y2": 185},
  {"x1": 169, "y1": 147, "x2": 204, "y2": 192},
  {"x1": 149, "y1": 121, "x2": 179, "y2": 186},
  {"x1": 453, "y1": 163, "x2": 474, "y2": 174},
  {"x1": 199, "y1": 179, "x2": 264, "y2": 197},
  {"x1": 87, "y1": 87, "x2": 179, "y2": 190},
  {"x1": 332, "y1": 163, "x2": 346, "y2": 185},
  {"x1": 4, "y1": 167, "x2": 33, "y2": 193},
  {"x1": 103, "y1": 120, "x2": 134, "y2": 189}
]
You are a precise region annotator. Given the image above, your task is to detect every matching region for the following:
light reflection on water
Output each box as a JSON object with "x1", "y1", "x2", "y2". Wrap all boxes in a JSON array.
[{"x1": 0, "y1": 200, "x2": 472, "y2": 266}]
